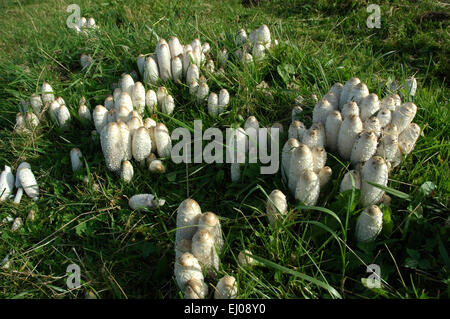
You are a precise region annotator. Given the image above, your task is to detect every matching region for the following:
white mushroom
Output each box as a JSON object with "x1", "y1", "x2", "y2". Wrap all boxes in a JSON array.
[
  {"x1": 355, "y1": 205, "x2": 383, "y2": 242},
  {"x1": 145, "y1": 89, "x2": 157, "y2": 114},
  {"x1": 154, "y1": 123, "x2": 172, "y2": 158},
  {"x1": 214, "y1": 275, "x2": 238, "y2": 299},
  {"x1": 360, "y1": 156, "x2": 388, "y2": 207},
  {"x1": 100, "y1": 122, "x2": 123, "y2": 172},
  {"x1": 350, "y1": 131, "x2": 378, "y2": 165},
  {"x1": 128, "y1": 193, "x2": 165, "y2": 210},
  {"x1": 0, "y1": 166, "x2": 14, "y2": 202},
  {"x1": 143, "y1": 56, "x2": 159, "y2": 85},
  {"x1": 175, "y1": 198, "x2": 202, "y2": 244},
  {"x1": 337, "y1": 114, "x2": 363, "y2": 160},
  {"x1": 288, "y1": 144, "x2": 313, "y2": 195},
  {"x1": 294, "y1": 169, "x2": 320, "y2": 206},
  {"x1": 132, "y1": 127, "x2": 152, "y2": 166},
  {"x1": 325, "y1": 110, "x2": 342, "y2": 152},
  {"x1": 266, "y1": 189, "x2": 288, "y2": 226},
  {"x1": 70, "y1": 148, "x2": 83, "y2": 173},
  {"x1": 340, "y1": 170, "x2": 361, "y2": 192}
]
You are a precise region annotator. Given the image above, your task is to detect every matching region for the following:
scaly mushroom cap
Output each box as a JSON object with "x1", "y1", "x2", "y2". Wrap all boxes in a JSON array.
[
  {"x1": 341, "y1": 101, "x2": 360, "y2": 119},
  {"x1": 156, "y1": 86, "x2": 168, "y2": 106},
  {"x1": 70, "y1": 148, "x2": 83, "y2": 173},
  {"x1": 144, "y1": 118, "x2": 156, "y2": 130},
  {"x1": 252, "y1": 44, "x2": 265, "y2": 61},
  {"x1": 168, "y1": 36, "x2": 183, "y2": 58},
  {"x1": 196, "y1": 83, "x2": 209, "y2": 104},
  {"x1": 48, "y1": 100, "x2": 61, "y2": 122},
  {"x1": 355, "y1": 205, "x2": 383, "y2": 242},
  {"x1": 312, "y1": 147, "x2": 327, "y2": 173},
  {"x1": 119, "y1": 74, "x2": 134, "y2": 95},
  {"x1": 0, "y1": 165, "x2": 14, "y2": 202},
  {"x1": 281, "y1": 138, "x2": 300, "y2": 183},
  {"x1": 218, "y1": 89, "x2": 230, "y2": 114},
  {"x1": 186, "y1": 64, "x2": 199, "y2": 86},
  {"x1": 145, "y1": 89, "x2": 157, "y2": 114},
  {"x1": 257, "y1": 24, "x2": 271, "y2": 45},
  {"x1": 266, "y1": 189, "x2": 288, "y2": 226},
  {"x1": 294, "y1": 169, "x2": 320, "y2": 206},
  {"x1": 100, "y1": 122, "x2": 123, "y2": 172},
  {"x1": 41, "y1": 81, "x2": 55, "y2": 104},
  {"x1": 198, "y1": 212, "x2": 223, "y2": 251},
  {"x1": 157, "y1": 43, "x2": 172, "y2": 81},
  {"x1": 30, "y1": 94, "x2": 43, "y2": 115},
  {"x1": 238, "y1": 250, "x2": 256, "y2": 267},
  {"x1": 117, "y1": 122, "x2": 132, "y2": 161},
  {"x1": 214, "y1": 275, "x2": 238, "y2": 299},
  {"x1": 208, "y1": 92, "x2": 219, "y2": 117},
  {"x1": 120, "y1": 160, "x2": 133, "y2": 183},
  {"x1": 191, "y1": 228, "x2": 219, "y2": 274},
  {"x1": 360, "y1": 156, "x2": 388, "y2": 207},
  {"x1": 183, "y1": 278, "x2": 208, "y2": 299},
  {"x1": 93, "y1": 105, "x2": 108, "y2": 133},
  {"x1": 325, "y1": 110, "x2": 342, "y2": 152},
  {"x1": 363, "y1": 116, "x2": 382, "y2": 138},
  {"x1": 171, "y1": 56, "x2": 183, "y2": 83},
  {"x1": 376, "y1": 133, "x2": 398, "y2": 163},
  {"x1": 288, "y1": 144, "x2": 313, "y2": 195},
  {"x1": 339, "y1": 77, "x2": 360, "y2": 109},
  {"x1": 174, "y1": 252, "x2": 204, "y2": 291},
  {"x1": 312, "y1": 99, "x2": 334, "y2": 125},
  {"x1": 106, "y1": 109, "x2": 116, "y2": 123},
  {"x1": 348, "y1": 82, "x2": 369, "y2": 105},
  {"x1": 288, "y1": 120, "x2": 306, "y2": 141},
  {"x1": 162, "y1": 95, "x2": 175, "y2": 115},
  {"x1": 128, "y1": 193, "x2": 165, "y2": 210},
  {"x1": 350, "y1": 131, "x2": 378, "y2": 165},
  {"x1": 57, "y1": 104, "x2": 71, "y2": 129},
  {"x1": 398, "y1": 123, "x2": 420, "y2": 155},
  {"x1": 78, "y1": 104, "x2": 92, "y2": 122},
  {"x1": 323, "y1": 91, "x2": 339, "y2": 110},
  {"x1": 337, "y1": 114, "x2": 363, "y2": 160},
  {"x1": 391, "y1": 102, "x2": 417, "y2": 133},
  {"x1": 131, "y1": 82, "x2": 145, "y2": 115},
  {"x1": 376, "y1": 107, "x2": 392, "y2": 128},
  {"x1": 131, "y1": 126, "x2": 152, "y2": 163},
  {"x1": 359, "y1": 93, "x2": 380, "y2": 121},
  {"x1": 154, "y1": 123, "x2": 172, "y2": 158},
  {"x1": 175, "y1": 198, "x2": 202, "y2": 244},
  {"x1": 17, "y1": 162, "x2": 39, "y2": 200},
  {"x1": 328, "y1": 82, "x2": 344, "y2": 103},
  {"x1": 148, "y1": 159, "x2": 166, "y2": 174},
  {"x1": 117, "y1": 105, "x2": 131, "y2": 123},
  {"x1": 143, "y1": 56, "x2": 159, "y2": 85},
  {"x1": 115, "y1": 92, "x2": 133, "y2": 113},
  {"x1": 318, "y1": 166, "x2": 332, "y2": 187},
  {"x1": 340, "y1": 169, "x2": 361, "y2": 192}
]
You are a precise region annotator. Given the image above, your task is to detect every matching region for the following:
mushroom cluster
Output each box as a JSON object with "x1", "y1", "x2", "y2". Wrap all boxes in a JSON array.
[
  {"x1": 14, "y1": 81, "x2": 71, "y2": 132},
  {"x1": 0, "y1": 162, "x2": 40, "y2": 206},
  {"x1": 234, "y1": 24, "x2": 279, "y2": 63},
  {"x1": 73, "y1": 17, "x2": 98, "y2": 34},
  {"x1": 81, "y1": 73, "x2": 173, "y2": 182},
  {"x1": 136, "y1": 36, "x2": 231, "y2": 117},
  {"x1": 174, "y1": 198, "x2": 237, "y2": 299}
]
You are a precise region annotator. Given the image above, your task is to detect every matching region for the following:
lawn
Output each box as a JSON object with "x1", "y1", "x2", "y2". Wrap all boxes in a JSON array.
[{"x1": 0, "y1": 0, "x2": 448, "y2": 299}]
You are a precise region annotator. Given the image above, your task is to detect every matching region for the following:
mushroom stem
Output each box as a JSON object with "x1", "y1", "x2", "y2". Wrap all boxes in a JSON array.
[{"x1": 13, "y1": 187, "x2": 23, "y2": 204}]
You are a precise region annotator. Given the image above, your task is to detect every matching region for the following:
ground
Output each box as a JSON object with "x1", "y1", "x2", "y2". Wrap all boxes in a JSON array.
[{"x1": 0, "y1": 0, "x2": 448, "y2": 298}]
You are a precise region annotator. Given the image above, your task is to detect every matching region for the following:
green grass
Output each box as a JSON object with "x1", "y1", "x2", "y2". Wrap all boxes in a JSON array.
[{"x1": 0, "y1": 0, "x2": 448, "y2": 299}]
